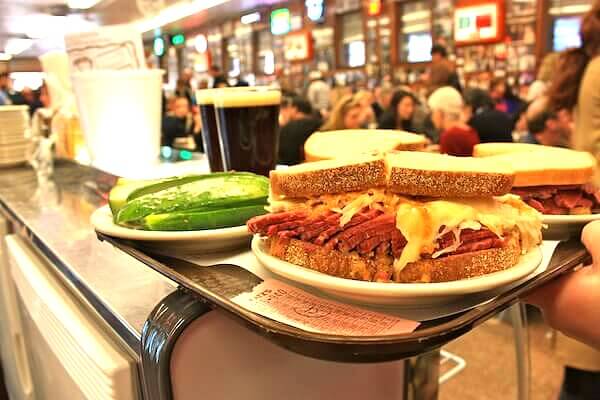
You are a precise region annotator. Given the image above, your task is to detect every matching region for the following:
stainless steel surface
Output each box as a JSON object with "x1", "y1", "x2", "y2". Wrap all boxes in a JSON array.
[
  {"x1": 0, "y1": 160, "x2": 176, "y2": 353},
  {"x1": 510, "y1": 304, "x2": 531, "y2": 400},
  {"x1": 141, "y1": 288, "x2": 211, "y2": 400},
  {"x1": 404, "y1": 350, "x2": 440, "y2": 400}
]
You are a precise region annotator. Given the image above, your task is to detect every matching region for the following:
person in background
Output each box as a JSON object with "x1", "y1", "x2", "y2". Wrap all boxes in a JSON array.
[
  {"x1": 428, "y1": 86, "x2": 479, "y2": 156},
  {"x1": 489, "y1": 77, "x2": 523, "y2": 116},
  {"x1": 197, "y1": 80, "x2": 209, "y2": 91},
  {"x1": 378, "y1": 90, "x2": 418, "y2": 132},
  {"x1": 208, "y1": 65, "x2": 227, "y2": 88},
  {"x1": 306, "y1": 71, "x2": 331, "y2": 118},
  {"x1": 429, "y1": 45, "x2": 461, "y2": 94},
  {"x1": 549, "y1": 0, "x2": 600, "y2": 183},
  {"x1": 527, "y1": 52, "x2": 560, "y2": 102},
  {"x1": 161, "y1": 96, "x2": 202, "y2": 151},
  {"x1": 464, "y1": 88, "x2": 513, "y2": 143},
  {"x1": 278, "y1": 96, "x2": 322, "y2": 165},
  {"x1": 353, "y1": 90, "x2": 376, "y2": 128},
  {"x1": 175, "y1": 78, "x2": 194, "y2": 106},
  {"x1": 525, "y1": 97, "x2": 571, "y2": 147},
  {"x1": 0, "y1": 73, "x2": 12, "y2": 105},
  {"x1": 320, "y1": 94, "x2": 367, "y2": 131},
  {"x1": 20, "y1": 87, "x2": 42, "y2": 116},
  {"x1": 371, "y1": 84, "x2": 394, "y2": 121}
]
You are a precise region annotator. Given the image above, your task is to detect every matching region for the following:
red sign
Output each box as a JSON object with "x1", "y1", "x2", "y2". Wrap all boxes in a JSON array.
[
  {"x1": 367, "y1": 0, "x2": 382, "y2": 16},
  {"x1": 283, "y1": 31, "x2": 314, "y2": 62},
  {"x1": 454, "y1": 0, "x2": 505, "y2": 46}
]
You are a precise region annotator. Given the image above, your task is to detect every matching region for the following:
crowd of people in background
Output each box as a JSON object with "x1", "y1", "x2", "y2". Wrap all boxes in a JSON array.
[{"x1": 156, "y1": 2, "x2": 599, "y2": 178}]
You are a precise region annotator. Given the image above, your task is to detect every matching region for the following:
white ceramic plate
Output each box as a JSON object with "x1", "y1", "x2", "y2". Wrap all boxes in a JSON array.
[
  {"x1": 91, "y1": 205, "x2": 252, "y2": 254},
  {"x1": 252, "y1": 236, "x2": 542, "y2": 306},
  {"x1": 543, "y1": 214, "x2": 600, "y2": 224}
]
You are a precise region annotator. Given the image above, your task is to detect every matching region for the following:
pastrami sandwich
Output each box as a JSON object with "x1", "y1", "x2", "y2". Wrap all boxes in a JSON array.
[
  {"x1": 474, "y1": 143, "x2": 600, "y2": 215},
  {"x1": 247, "y1": 152, "x2": 542, "y2": 283}
]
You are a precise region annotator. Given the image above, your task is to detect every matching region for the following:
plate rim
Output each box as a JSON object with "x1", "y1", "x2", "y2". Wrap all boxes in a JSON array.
[
  {"x1": 542, "y1": 213, "x2": 600, "y2": 224},
  {"x1": 91, "y1": 204, "x2": 251, "y2": 241},
  {"x1": 251, "y1": 235, "x2": 542, "y2": 298}
]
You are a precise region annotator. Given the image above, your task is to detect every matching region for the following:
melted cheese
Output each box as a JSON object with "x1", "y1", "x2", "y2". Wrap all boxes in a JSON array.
[{"x1": 393, "y1": 194, "x2": 542, "y2": 274}]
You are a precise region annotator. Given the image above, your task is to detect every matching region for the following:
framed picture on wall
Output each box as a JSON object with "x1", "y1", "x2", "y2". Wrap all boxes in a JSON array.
[{"x1": 454, "y1": 0, "x2": 505, "y2": 46}]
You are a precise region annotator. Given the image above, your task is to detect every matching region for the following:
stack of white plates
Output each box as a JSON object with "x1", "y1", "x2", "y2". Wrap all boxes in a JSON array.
[{"x1": 0, "y1": 105, "x2": 30, "y2": 167}]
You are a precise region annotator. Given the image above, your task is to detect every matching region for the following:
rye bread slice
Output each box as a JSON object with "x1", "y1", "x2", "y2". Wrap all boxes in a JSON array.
[
  {"x1": 386, "y1": 151, "x2": 515, "y2": 197},
  {"x1": 270, "y1": 154, "x2": 387, "y2": 199}
]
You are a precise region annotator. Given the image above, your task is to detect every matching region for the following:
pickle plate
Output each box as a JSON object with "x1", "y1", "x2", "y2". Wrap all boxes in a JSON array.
[{"x1": 91, "y1": 205, "x2": 252, "y2": 254}]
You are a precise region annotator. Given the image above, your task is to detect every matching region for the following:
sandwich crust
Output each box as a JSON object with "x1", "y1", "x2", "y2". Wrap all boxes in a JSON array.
[
  {"x1": 270, "y1": 156, "x2": 387, "y2": 198},
  {"x1": 473, "y1": 144, "x2": 596, "y2": 187},
  {"x1": 304, "y1": 129, "x2": 428, "y2": 162},
  {"x1": 267, "y1": 229, "x2": 522, "y2": 283},
  {"x1": 388, "y1": 168, "x2": 514, "y2": 197}
]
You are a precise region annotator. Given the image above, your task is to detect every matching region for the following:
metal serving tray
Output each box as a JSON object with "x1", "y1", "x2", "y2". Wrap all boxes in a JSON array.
[{"x1": 98, "y1": 233, "x2": 589, "y2": 363}]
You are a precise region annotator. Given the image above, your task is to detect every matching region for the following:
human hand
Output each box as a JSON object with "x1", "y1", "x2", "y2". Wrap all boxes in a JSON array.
[{"x1": 526, "y1": 221, "x2": 600, "y2": 349}]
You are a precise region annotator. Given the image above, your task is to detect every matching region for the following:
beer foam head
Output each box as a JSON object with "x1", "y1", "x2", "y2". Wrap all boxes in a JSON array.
[
  {"x1": 196, "y1": 87, "x2": 253, "y2": 105},
  {"x1": 196, "y1": 89, "x2": 218, "y2": 105},
  {"x1": 214, "y1": 88, "x2": 281, "y2": 108}
]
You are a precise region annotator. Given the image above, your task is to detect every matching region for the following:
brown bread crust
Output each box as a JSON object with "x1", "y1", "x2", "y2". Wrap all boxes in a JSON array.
[
  {"x1": 387, "y1": 167, "x2": 515, "y2": 198},
  {"x1": 267, "y1": 230, "x2": 521, "y2": 283},
  {"x1": 270, "y1": 158, "x2": 387, "y2": 198}
]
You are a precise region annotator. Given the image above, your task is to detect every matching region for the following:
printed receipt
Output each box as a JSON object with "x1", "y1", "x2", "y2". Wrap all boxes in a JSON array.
[{"x1": 232, "y1": 279, "x2": 420, "y2": 336}]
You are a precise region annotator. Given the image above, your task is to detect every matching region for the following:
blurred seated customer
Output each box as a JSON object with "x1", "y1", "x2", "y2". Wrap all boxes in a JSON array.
[
  {"x1": 208, "y1": 65, "x2": 228, "y2": 88},
  {"x1": 490, "y1": 77, "x2": 523, "y2": 116},
  {"x1": 175, "y1": 78, "x2": 194, "y2": 105},
  {"x1": 307, "y1": 70, "x2": 331, "y2": 118},
  {"x1": 161, "y1": 96, "x2": 202, "y2": 151},
  {"x1": 278, "y1": 96, "x2": 322, "y2": 165},
  {"x1": 428, "y1": 86, "x2": 479, "y2": 156},
  {"x1": 354, "y1": 90, "x2": 376, "y2": 128},
  {"x1": 525, "y1": 97, "x2": 571, "y2": 147},
  {"x1": 527, "y1": 52, "x2": 560, "y2": 102},
  {"x1": 378, "y1": 90, "x2": 418, "y2": 132},
  {"x1": 320, "y1": 94, "x2": 367, "y2": 131},
  {"x1": 464, "y1": 88, "x2": 513, "y2": 143},
  {"x1": 372, "y1": 84, "x2": 394, "y2": 121}
]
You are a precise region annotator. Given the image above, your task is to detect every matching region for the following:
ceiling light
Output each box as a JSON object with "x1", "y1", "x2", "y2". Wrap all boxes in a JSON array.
[
  {"x1": 0, "y1": 53, "x2": 12, "y2": 61},
  {"x1": 135, "y1": 0, "x2": 230, "y2": 33},
  {"x1": 22, "y1": 15, "x2": 98, "y2": 40},
  {"x1": 5, "y1": 38, "x2": 33, "y2": 55},
  {"x1": 67, "y1": 0, "x2": 102, "y2": 10}
]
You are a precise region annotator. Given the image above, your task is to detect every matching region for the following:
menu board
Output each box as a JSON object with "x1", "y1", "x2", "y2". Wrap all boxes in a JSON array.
[{"x1": 454, "y1": 0, "x2": 505, "y2": 45}]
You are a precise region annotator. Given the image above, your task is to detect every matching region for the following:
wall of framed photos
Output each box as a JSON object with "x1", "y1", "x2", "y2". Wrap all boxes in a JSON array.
[{"x1": 154, "y1": 0, "x2": 591, "y2": 92}]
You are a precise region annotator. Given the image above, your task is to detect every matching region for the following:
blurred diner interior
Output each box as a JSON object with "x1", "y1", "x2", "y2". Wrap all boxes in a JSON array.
[{"x1": 0, "y1": 0, "x2": 599, "y2": 399}]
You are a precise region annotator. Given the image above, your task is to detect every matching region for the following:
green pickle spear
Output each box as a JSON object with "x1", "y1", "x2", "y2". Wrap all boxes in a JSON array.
[
  {"x1": 114, "y1": 172, "x2": 269, "y2": 230},
  {"x1": 143, "y1": 205, "x2": 267, "y2": 231}
]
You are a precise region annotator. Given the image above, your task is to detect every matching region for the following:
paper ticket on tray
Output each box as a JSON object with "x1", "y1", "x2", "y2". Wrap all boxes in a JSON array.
[
  {"x1": 64, "y1": 24, "x2": 146, "y2": 71},
  {"x1": 233, "y1": 279, "x2": 420, "y2": 336}
]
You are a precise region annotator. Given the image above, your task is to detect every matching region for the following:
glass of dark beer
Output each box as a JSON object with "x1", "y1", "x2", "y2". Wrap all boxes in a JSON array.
[
  {"x1": 196, "y1": 88, "x2": 224, "y2": 171},
  {"x1": 213, "y1": 87, "x2": 281, "y2": 176}
]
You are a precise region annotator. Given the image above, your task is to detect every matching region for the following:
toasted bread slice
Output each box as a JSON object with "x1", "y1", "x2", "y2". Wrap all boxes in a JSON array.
[
  {"x1": 267, "y1": 230, "x2": 521, "y2": 283},
  {"x1": 474, "y1": 144, "x2": 596, "y2": 187},
  {"x1": 270, "y1": 154, "x2": 387, "y2": 199},
  {"x1": 473, "y1": 143, "x2": 557, "y2": 157},
  {"x1": 386, "y1": 151, "x2": 515, "y2": 197},
  {"x1": 304, "y1": 129, "x2": 427, "y2": 162}
]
